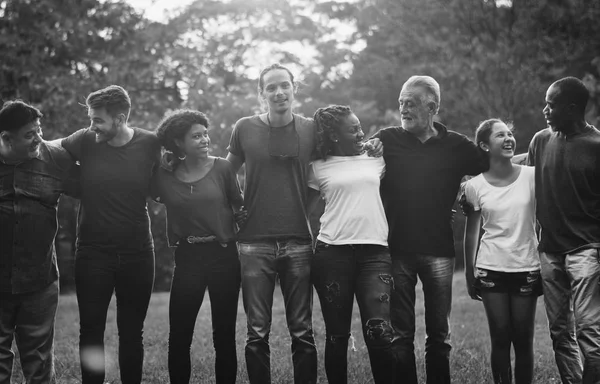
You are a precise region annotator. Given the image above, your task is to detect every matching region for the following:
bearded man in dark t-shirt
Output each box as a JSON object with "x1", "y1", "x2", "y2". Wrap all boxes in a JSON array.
[
  {"x1": 373, "y1": 76, "x2": 486, "y2": 384},
  {"x1": 61, "y1": 85, "x2": 160, "y2": 384},
  {"x1": 527, "y1": 77, "x2": 600, "y2": 384}
]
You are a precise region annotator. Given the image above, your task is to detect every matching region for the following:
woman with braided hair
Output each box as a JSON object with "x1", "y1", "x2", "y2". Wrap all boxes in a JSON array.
[
  {"x1": 151, "y1": 109, "x2": 245, "y2": 384},
  {"x1": 308, "y1": 105, "x2": 397, "y2": 383}
]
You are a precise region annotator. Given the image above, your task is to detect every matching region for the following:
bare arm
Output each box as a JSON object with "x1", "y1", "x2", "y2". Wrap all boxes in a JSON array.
[{"x1": 463, "y1": 210, "x2": 482, "y2": 301}]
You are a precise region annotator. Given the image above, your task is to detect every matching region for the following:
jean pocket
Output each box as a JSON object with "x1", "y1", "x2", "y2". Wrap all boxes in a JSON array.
[{"x1": 526, "y1": 270, "x2": 540, "y2": 284}]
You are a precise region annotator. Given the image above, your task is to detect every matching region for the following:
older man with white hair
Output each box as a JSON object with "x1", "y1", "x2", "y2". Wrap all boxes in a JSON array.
[{"x1": 373, "y1": 76, "x2": 486, "y2": 384}]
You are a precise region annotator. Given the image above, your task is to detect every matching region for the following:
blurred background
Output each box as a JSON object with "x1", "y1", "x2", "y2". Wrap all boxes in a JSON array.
[{"x1": 2, "y1": 0, "x2": 599, "y2": 291}]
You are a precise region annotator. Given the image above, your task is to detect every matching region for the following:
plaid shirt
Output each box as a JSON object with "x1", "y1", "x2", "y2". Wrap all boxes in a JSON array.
[{"x1": 0, "y1": 141, "x2": 78, "y2": 294}]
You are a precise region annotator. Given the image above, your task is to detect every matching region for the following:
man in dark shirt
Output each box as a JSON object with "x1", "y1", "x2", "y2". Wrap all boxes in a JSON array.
[
  {"x1": 373, "y1": 76, "x2": 485, "y2": 384},
  {"x1": 0, "y1": 100, "x2": 78, "y2": 383},
  {"x1": 61, "y1": 85, "x2": 160, "y2": 384},
  {"x1": 527, "y1": 77, "x2": 600, "y2": 384}
]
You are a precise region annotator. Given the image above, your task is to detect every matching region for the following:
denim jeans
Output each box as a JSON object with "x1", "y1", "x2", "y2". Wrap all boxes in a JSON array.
[
  {"x1": 390, "y1": 254, "x2": 454, "y2": 384},
  {"x1": 75, "y1": 247, "x2": 155, "y2": 384},
  {"x1": 0, "y1": 280, "x2": 59, "y2": 384},
  {"x1": 238, "y1": 238, "x2": 317, "y2": 384},
  {"x1": 541, "y1": 248, "x2": 600, "y2": 384},
  {"x1": 312, "y1": 242, "x2": 397, "y2": 384},
  {"x1": 168, "y1": 241, "x2": 240, "y2": 384}
]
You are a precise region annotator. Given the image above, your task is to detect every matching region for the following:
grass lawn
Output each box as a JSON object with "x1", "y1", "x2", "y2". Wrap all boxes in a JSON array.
[{"x1": 11, "y1": 273, "x2": 561, "y2": 383}]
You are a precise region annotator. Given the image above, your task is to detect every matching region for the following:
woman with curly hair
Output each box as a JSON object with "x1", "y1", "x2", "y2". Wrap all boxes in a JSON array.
[
  {"x1": 152, "y1": 109, "x2": 244, "y2": 384},
  {"x1": 308, "y1": 105, "x2": 397, "y2": 384}
]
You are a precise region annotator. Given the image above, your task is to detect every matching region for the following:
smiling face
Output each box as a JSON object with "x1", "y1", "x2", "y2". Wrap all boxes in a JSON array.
[
  {"x1": 331, "y1": 113, "x2": 365, "y2": 156},
  {"x1": 3, "y1": 118, "x2": 43, "y2": 161},
  {"x1": 480, "y1": 122, "x2": 516, "y2": 160},
  {"x1": 398, "y1": 86, "x2": 433, "y2": 134},
  {"x1": 260, "y1": 69, "x2": 295, "y2": 115},
  {"x1": 176, "y1": 123, "x2": 210, "y2": 159},
  {"x1": 89, "y1": 108, "x2": 119, "y2": 143}
]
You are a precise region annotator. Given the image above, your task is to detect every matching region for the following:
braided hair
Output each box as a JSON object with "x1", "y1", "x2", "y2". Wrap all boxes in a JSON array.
[
  {"x1": 155, "y1": 109, "x2": 209, "y2": 170},
  {"x1": 313, "y1": 105, "x2": 352, "y2": 160}
]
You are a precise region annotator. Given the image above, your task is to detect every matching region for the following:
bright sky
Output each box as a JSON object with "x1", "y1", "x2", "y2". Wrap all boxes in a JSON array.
[
  {"x1": 126, "y1": 0, "x2": 190, "y2": 22},
  {"x1": 124, "y1": 0, "x2": 359, "y2": 80}
]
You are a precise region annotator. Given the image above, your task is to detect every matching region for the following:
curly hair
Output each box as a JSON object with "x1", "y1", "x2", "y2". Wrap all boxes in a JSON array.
[
  {"x1": 313, "y1": 105, "x2": 352, "y2": 160},
  {"x1": 155, "y1": 109, "x2": 209, "y2": 170}
]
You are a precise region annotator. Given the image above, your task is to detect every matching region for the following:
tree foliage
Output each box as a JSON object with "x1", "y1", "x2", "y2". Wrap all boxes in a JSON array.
[{"x1": 2, "y1": 0, "x2": 599, "y2": 287}]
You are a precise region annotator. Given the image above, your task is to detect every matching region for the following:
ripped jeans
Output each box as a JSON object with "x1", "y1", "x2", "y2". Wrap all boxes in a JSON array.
[{"x1": 312, "y1": 241, "x2": 397, "y2": 384}]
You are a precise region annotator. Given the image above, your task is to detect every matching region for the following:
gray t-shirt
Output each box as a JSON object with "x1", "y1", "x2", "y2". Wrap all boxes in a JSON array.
[
  {"x1": 62, "y1": 127, "x2": 160, "y2": 252},
  {"x1": 527, "y1": 125, "x2": 600, "y2": 254},
  {"x1": 227, "y1": 114, "x2": 315, "y2": 241},
  {"x1": 151, "y1": 158, "x2": 243, "y2": 246}
]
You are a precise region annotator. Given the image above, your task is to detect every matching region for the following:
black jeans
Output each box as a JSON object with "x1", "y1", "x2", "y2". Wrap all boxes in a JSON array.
[
  {"x1": 168, "y1": 241, "x2": 241, "y2": 384},
  {"x1": 312, "y1": 242, "x2": 397, "y2": 384},
  {"x1": 75, "y1": 247, "x2": 155, "y2": 384}
]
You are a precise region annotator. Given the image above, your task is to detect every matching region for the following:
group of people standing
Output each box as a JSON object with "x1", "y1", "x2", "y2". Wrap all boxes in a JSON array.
[{"x1": 0, "y1": 61, "x2": 598, "y2": 384}]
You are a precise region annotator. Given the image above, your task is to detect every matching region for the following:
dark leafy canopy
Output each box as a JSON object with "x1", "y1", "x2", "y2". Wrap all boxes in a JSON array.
[
  {"x1": 1, "y1": 0, "x2": 599, "y2": 288},
  {"x1": 342, "y1": 0, "x2": 600, "y2": 149}
]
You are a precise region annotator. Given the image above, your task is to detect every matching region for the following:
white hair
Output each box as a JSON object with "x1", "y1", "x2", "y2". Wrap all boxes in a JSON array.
[{"x1": 401, "y1": 76, "x2": 441, "y2": 114}]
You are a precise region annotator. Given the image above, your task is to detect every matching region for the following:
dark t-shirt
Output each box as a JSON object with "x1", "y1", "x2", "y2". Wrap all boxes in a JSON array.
[
  {"x1": 527, "y1": 125, "x2": 600, "y2": 254},
  {"x1": 227, "y1": 114, "x2": 315, "y2": 241},
  {"x1": 62, "y1": 127, "x2": 160, "y2": 251},
  {"x1": 151, "y1": 158, "x2": 243, "y2": 246},
  {"x1": 373, "y1": 122, "x2": 485, "y2": 258}
]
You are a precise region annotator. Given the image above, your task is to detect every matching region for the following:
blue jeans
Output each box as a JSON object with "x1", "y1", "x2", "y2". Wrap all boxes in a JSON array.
[
  {"x1": 0, "y1": 280, "x2": 59, "y2": 384},
  {"x1": 312, "y1": 242, "x2": 397, "y2": 384},
  {"x1": 541, "y1": 248, "x2": 600, "y2": 384},
  {"x1": 75, "y1": 247, "x2": 155, "y2": 384},
  {"x1": 238, "y1": 238, "x2": 317, "y2": 384},
  {"x1": 168, "y1": 241, "x2": 240, "y2": 384},
  {"x1": 390, "y1": 254, "x2": 454, "y2": 384}
]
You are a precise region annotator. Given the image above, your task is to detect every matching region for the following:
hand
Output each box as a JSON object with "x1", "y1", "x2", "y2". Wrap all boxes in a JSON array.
[
  {"x1": 365, "y1": 138, "x2": 383, "y2": 158},
  {"x1": 466, "y1": 271, "x2": 482, "y2": 301},
  {"x1": 458, "y1": 193, "x2": 474, "y2": 216},
  {"x1": 234, "y1": 206, "x2": 248, "y2": 228}
]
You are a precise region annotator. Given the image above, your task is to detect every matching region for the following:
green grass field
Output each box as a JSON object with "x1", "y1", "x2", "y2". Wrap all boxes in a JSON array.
[{"x1": 10, "y1": 273, "x2": 561, "y2": 383}]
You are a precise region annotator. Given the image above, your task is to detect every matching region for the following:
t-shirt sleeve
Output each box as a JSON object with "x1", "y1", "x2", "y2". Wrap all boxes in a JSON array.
[
  {"x1": 222, "y1": 159, "x2": 244, "y2": 208},
  {"x1": 307, "y1": 162, "x2": 319, "y2": 191},
  {"x1": 463, "y1": 180, "x2": 481, "y2": 211},
  {"x1": 45, "y1": 141, "x2": 81, "y2": 197},
  {"x1": 61, "y1": 128, "x2": 88, "y2": 161},
  {"x1": 226, "y1": 119, "x2": 245, "y2": 161}
]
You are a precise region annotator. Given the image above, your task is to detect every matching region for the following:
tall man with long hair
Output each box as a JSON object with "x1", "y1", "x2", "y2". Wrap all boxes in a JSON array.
[{"x1": 226, "y1": 64, "x2": 318, "y2": 384}]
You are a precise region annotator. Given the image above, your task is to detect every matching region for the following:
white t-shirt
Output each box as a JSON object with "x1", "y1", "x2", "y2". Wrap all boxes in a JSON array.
[
  {"x1": 463, "y1": 165, "x2": 540, "y2": 272},
  {"x1": 308, "y1": 154, "x2": 388, "y2": 246}
]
